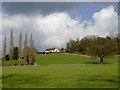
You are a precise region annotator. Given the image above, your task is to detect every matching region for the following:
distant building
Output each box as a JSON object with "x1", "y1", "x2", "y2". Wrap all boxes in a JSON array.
[{"x1": 45, "y1": 48, "x2": 59, "y2": 53}]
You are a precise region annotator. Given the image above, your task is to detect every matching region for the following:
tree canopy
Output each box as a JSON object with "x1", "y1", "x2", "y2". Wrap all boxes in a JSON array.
[{"x1": 66, "y1": 35, "x2": 119, "y2": 63}]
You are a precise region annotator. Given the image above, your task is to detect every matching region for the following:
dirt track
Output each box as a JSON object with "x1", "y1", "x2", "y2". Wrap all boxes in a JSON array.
[
  {"x1": 48, "y1": 64, "x2": 92, "y2": 66},
  {"x1": 62, "y1": 53, "x2": 92, "y2": 57}
]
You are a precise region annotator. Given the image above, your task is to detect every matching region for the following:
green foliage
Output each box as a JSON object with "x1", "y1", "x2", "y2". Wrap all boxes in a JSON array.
[
  {"x1": 66, "y1": 35, "x2": 119, "y2": 63},
  {"x1": 66, "y1": 39, "x2": 79, "y2": 53},
  {"x1": 5, "y1": 60, "x2": 24, "y2": 66},
  {"x1": 78, "y1": 37, "x2": 93, "y2": 54},
  {"x1": 2, "y1": 47, "x2": 19, "y2": 62},
  {"x1": 5, "y1": 54, "x2": 10, "y2": 61},
  {"x1": 2, "y1": 54, "x2": 10, "y2": 64},
  {"x1": 89, "y1": 37, "x2": 117, "y2": 55},
  {"x1": 13, "y1": 47, "x2": 18, "y2": 60},
  {"x1": 66, "y1": 35, "x2": 118, "y2": 55},
  {"x1": 87, "y1": 37, "x2": 118, "y2": 63}
]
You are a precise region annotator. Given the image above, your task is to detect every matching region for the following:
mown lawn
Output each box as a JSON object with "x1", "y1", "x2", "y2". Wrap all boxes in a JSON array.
[{"x1": 2, "y1": 54, "x2": 119, "y2": 88}]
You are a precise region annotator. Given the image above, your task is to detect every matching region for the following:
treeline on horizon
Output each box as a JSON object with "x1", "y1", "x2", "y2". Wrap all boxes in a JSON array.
[
  {"x1": 65, "y1": 34, "x2": 120, "y2": 63},
  {"x1": 2, "y1": 30, "x2": 120, "y2": 64}
]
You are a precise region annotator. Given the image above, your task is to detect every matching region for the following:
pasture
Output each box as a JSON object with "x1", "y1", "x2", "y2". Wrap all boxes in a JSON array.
[{"x1": 2, "y1": 54, "x2": 118, "y2": 88}]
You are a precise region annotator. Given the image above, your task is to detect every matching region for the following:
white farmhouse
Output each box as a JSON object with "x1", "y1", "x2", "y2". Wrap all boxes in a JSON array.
[{"x1": 45, "y1": 48, "x2": 59, "y2": 53}]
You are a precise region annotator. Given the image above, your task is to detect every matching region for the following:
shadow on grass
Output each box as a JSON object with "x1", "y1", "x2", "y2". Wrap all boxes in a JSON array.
[
  {"x1": 2, "y1": 74, "x2": 52, "y2": 88},
  {"x1": 76, "y1": 75, "x2": 119, "y2": 84},
  {"x1": 107, "y1": 79, "x2": 119, "y2": 83},
  {"x1": 2, "y1": 74, "x2": 17, "y2": 79},
  {"x1": 85, "y1": 62, "x2": 99, "y2": 64},
  {"x1": 85, "y1": 62, "x2": 111, "y2": 64},
  {"x1": 3, "y1": 74, "x2": 49, "y2": 79}
]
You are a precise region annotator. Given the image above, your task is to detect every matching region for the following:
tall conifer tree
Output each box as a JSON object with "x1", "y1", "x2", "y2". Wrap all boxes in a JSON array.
[
  {"x1": 24, "y1": 33, "x2": 28, "y2": 65},
  {"x1": 29, "y1": 34, "x2": 35, "y2": 65},
  {"x1": 9, "y1": 30, "x2": 14, "y2": 65},
  {"x1": 3, "y1": 36, "x2": 7, "y2": 65},
  {"x1": 18, "y1": 32, "x2": 22, "y2": 65}
]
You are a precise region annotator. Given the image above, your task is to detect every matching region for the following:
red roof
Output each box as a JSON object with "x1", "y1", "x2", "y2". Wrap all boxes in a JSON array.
[{"x1": 45, "y1": 48, "x2": 56, "y2": 51}]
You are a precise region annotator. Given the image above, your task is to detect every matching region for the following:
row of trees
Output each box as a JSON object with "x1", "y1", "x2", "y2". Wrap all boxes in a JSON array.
[
  {"x1": 66, "y1": 34, "x2": 120, "y2": 63},
  {"x1": 2, "y1": 30, "x2": 35, "y2": 66}
]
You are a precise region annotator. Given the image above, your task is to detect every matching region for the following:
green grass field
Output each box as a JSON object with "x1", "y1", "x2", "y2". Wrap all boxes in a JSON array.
[
  {"x1": 2, "y1": 54, "x2": 119, "y2": 88},
  {"x1": 35, "y1": 54, "x2": 118, "y2": 65}
]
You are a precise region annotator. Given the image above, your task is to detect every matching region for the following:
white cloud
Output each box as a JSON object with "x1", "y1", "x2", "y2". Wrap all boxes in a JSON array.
[
  {"x1": 92, "y1": 5, "x2": 118, "y2": 36},
  {"x1": 2, "y1": 5, "x2": 118, "y2": 52}
]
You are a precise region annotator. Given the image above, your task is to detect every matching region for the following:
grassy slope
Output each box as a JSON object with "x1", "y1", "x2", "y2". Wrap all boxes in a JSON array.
[
  {"x1": 2, "y1": 54, "x2": 118, "y2": 88},
  {"x1": 36, "y1": 53, "x2": 118, "y2": 66},
  {"x1": 4, "y1": 54, "x2": 118, "y2": 66}
]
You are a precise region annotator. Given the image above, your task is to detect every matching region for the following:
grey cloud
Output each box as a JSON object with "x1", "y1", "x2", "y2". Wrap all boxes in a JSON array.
[{"x1": 2, "y1": 2, "x2": 80, "y2": 15}]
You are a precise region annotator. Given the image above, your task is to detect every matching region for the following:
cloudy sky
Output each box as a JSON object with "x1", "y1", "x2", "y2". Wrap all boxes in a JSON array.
[{"x1": 1, "y1": 2, "x2": 118, "y2": 52}]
